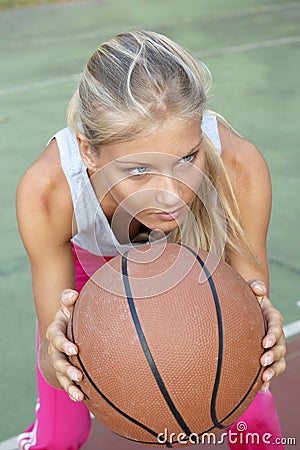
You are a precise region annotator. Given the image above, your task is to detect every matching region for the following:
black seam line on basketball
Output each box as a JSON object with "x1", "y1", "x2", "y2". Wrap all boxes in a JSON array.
[
  {"x1": 121, "y1": 252, "x2": 193, "y2": 437},
  {"x1": 69, "y1": 304, "x2": 164, "y2": 442},
  {"x1": 182, "y1": 245, "x2": 226, "y2": 430}
]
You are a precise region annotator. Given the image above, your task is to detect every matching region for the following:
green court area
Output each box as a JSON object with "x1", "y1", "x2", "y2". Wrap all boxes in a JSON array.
[{"x1": 0, "y1": 0, "x2": 299, "y2": 442}]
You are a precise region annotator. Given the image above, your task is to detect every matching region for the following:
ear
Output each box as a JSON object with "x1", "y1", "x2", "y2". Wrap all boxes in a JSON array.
[{"x1": 76, "y1": 133, "x2": 100, "y2": 171}]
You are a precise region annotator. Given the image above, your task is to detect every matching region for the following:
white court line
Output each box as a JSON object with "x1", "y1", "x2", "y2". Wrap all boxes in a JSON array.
[
  {"x1": 1, "y1": 34, "x2": 300, "y2": 97},
  {"x1": 0, "y1": 74, "x2": 81, "y2": 96},
  {"x1": 195, "y1": 35, "x2": 300, "y2": 58},
  {"x1": 0, "y1": 436, "x2": 18, "y2": 450},
  {"x1": 283, "y1": 320, "x2": 300, "y2": 339}
]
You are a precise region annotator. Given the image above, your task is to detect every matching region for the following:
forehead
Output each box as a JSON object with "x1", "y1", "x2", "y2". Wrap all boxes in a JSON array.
[{"x1": 98, "y1": 117, "x2": 202, "y2": 163}]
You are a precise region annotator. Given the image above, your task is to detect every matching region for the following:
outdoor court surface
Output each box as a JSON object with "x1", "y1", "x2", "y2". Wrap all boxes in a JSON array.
[{"x1": 0, "y1": 0, "x2": 299, "y2": 448}]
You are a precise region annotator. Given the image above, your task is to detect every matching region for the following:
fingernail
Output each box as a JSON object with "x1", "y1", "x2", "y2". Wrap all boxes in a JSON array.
[
  {"x1": 61, "y1": 293, "x2": 69, "y2": 304},
  {"x1": 266, "y1": 371, "x2": 274, "y2": 382},
  {"x1": 67, "y1": 346, "x2": 77, "y2": 356},
  {"x1": 70, "y1": 372, "x2": 79, "y2": 382},
  {"x1": 62, "y1": 290, "x2": 76, "y2": 304},
  {"x1": 70, "y1": 391, "x2": 79, "y2": 402},
  {"x1": 262, "y1": 383, "x2": 270, "y2": 393},
  {"x1": 264, "y1": 355, "x2": 273, "y2": 366},
  {"x1": 256, "y1": 285, "x2": 266, "y2": 293},
  {"x1": 264, "y1": 339, "x2": 273, "y2": 348},
  {"x1": 250, "y1": 282, "x2": 266, "y2": 293}
]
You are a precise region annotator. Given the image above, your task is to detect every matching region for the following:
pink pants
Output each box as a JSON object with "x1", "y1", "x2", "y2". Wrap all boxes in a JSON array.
[{"x1": 18, "y1": 244, "x2": 283, "y2": 449}]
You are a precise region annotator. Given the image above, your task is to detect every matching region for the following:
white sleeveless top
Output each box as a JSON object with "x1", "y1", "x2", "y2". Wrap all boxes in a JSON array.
[{"x1": 50, "y1": 112, "x2": 221, "y2": 256}]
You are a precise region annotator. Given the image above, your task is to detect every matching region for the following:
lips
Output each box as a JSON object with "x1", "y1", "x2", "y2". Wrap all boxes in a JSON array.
[{"x1": 154, "y1": 207, "x2": 184, "y2": 221}]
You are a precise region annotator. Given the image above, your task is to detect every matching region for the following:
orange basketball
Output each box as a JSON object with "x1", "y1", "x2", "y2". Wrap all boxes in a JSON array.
[{"x1": 67, "y1": 243, "x2": 265, "y2": 447}]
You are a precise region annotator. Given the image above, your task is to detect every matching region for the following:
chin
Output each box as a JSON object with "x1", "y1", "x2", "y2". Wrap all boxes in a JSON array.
[{"x1": 147, "y1": 220, "x2": 180, "y2": 235}]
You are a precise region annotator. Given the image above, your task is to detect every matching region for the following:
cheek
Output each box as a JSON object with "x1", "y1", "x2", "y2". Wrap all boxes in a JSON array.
[
  {"x1": 179, "y1": 163, "x2": 205, "y2": 199},
  {"x1": 196, "y1": 150, "x2": 206, "y2": 175},
  {"x1": 110, "y1": 182, "x2": 154, "y2": 212},
  {"x1": 192, "y1": 152, "x2": 206, "y2": 190}
]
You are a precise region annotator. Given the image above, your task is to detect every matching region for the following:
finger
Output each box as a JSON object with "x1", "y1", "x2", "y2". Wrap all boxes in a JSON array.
[
  {"x1": 262, "y1": 315, "x2": 284, "y2": 350},
  {"x1": 56, "y1": 373, "x2": 85, "y2": 402},
  {"x1": 46, "y1": 308, "x2": 78, "y2": 355},
  {"x1": 47, "y1": 322, "x2": 78, "y2": 356},
  {"x1": 68, "y1": 386, "x2": 85, "y2": 403},
  {"x1": 261, "y1": 339, "x2": 286, "y2": 367},
  {"x1": 258, "y1": 295, "x2": 284, "y2": 347},
  {"x1": 61, "y1": 289, "x2": 79, "y2": 308},
  {"x1": 50, "y1": 335, "x2": 78, "y2": 357},
  {"x1": 262, "y1": 357, "x2": 287, "y2": 383},
  {"x1": 52, "y1": 352, "x2": 83, "y2": 383},
  {"x1": 59, "y1": 290, "x2": 79, "y2": 321},
  {"x1": 262, "y1": 329, "x2": 285, "y2": 351},
  {"x1": 260, "y1": 381, "x2": 270, "y2": 393},
  {"x1": 248, "y1": 280, "x2": 267, "y2": 297},
  {"x1": 50, "y1": 348, "x2": 84, "y2": 401},
  {"x1": 260, "y1": 358, "x2": 287, "y2": 393}
]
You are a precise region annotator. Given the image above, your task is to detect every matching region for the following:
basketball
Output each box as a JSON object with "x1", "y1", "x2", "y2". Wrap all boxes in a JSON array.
[{"x1": 67, "y1": 243, "x2": 265, "y2": 447}]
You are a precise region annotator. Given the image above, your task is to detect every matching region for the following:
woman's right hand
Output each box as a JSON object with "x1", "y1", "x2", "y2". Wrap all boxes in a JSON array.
[{"x1": 46, "y1": 289, "x2": 85, "y2": 402}]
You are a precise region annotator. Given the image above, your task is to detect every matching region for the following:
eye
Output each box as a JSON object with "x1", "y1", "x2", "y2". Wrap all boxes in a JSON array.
[
  {"x1": 181, "y1": 155, "x2": 193, "y2": 163},
  {"x1": 179, "y1": 150, "x2": 199, "y2": 164},
  {"x1": 127, "y1": 166, "x2": 149, "y2": 176}
]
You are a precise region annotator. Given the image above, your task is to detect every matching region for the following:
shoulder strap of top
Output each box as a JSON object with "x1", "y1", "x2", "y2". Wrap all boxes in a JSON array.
[
  {"x1": 201, "y1": 111, "x2": 222, "y2": 155},
  {"x1": 49, "y1": 127, "x2": 100, "y2": 244},
  {"x1": 48, "y1": 127, "x2": 92, "y2": 205}
]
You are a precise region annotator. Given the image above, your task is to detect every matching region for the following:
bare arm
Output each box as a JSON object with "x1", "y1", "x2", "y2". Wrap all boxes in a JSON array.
[
  {"x1": 16, "y1": 141, "x2": 78, "y2": 389},
  {"x1": 219, "y1": 124, "x2": 271, "y2": 287},
  {"x1": 219, "y1": 121, "x2": 286, "y2": 391}
]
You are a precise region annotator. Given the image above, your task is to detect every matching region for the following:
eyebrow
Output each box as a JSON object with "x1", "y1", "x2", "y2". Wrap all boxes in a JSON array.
[{"x1": 114, "y1": 137, "x2": 203, "y2": 165}]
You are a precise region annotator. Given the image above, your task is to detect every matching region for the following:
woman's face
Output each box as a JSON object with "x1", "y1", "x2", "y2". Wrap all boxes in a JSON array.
[{"x1": 90, "y1": 116, "x2": 205, "y2": 235}]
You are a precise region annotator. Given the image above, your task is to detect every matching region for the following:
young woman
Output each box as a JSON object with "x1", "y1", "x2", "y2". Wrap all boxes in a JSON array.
[{"x1": 16, "y1": 30, "x2": 286, "y2": 450}]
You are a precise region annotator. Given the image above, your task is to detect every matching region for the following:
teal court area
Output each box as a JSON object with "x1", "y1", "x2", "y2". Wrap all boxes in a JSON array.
[{"x1": 0, "y1": 0, "x2": 299, "y2": 447}]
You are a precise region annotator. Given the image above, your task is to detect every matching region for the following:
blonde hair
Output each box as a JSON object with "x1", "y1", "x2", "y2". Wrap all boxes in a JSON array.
[{"x1": 68, "y1": 30, "x2": 255, "y2": 262}]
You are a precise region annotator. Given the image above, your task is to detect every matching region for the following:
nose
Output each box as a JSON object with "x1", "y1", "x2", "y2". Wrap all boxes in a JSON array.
[{"x1": 155, "y1": 175, "x2": 182, "y2": 208}]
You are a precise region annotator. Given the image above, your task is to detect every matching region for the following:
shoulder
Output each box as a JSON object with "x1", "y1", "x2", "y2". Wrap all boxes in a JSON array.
[
  {"x1": 217, "y1": 119, "x2": 271, "y2": 198},
  {"x1": 17, "y1": 138, "x2": 70, "y2": 210},
  {"x1": 16, "y1": 138, "x2": 74, "y2": 245}
]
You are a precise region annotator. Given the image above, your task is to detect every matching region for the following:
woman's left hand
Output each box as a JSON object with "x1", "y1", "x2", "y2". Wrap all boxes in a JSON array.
[{"x1": 248, "y1": 280, "x2": 286, "y2": 392}]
